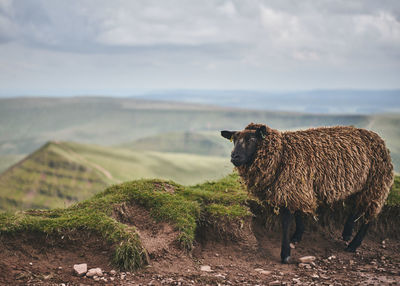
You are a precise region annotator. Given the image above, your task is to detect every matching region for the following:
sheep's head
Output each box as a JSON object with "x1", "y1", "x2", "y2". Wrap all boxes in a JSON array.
[{"x1": 221, "y1": 124, "x2": 267, "y2": 167}]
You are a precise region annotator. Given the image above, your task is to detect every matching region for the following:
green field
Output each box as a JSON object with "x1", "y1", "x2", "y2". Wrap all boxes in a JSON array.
[
  {"x1": 0, "y1": 141, "x2": 232, "y2": 211},
  {"x1": 120, "y1": 131, "x2": 231, "y2": 157}
]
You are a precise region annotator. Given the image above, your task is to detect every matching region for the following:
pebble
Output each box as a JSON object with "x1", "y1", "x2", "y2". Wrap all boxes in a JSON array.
[
  {"x1": 299, "y1": 256, "x2": 316, "y2": 263},
  {"x1": 254, "y1": 268, "x2": 272, "y2": 275},
  {"x1": 200, "y1": 265, "x2": 212, "y2": 272},
  {"x1": 269, "y1": 280, "x2": 281, "y2": 286},
  {"x1": 110, "y1": 269, "x2": 117, "y2": 275},
  {"x1": 73, "y1": 263, "x2": 87, "y2": 277},
  {"x1": 290, "y1": 243, "x2": 296, "y2": 249},
  {"x1": 86, "y1": 267, "x2": 103, "y2": 277}
]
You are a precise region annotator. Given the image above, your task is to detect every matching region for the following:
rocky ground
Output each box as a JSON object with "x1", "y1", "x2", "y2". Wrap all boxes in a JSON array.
[{"x1": 1, "y1": 207, "x2": 399, "y2": 286}]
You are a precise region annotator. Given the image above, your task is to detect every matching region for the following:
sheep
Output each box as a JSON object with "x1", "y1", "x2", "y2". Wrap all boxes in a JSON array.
[{"x1": 221, "y1": 123, "x2": 394, "y2": 263}]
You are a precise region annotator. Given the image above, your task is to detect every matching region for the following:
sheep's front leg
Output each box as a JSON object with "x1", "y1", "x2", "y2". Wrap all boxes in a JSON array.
[
  {"x1": 291, "y1": 211, "x2": 305, "y2": 243},
  {"x1": 281, "y1": 207, "x2": 293, "y2": 263}
]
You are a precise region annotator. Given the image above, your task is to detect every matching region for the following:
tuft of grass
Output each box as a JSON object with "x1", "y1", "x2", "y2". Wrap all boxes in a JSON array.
[{"x1": 387, "y1": 175, "x2": 400, "y2": 206}]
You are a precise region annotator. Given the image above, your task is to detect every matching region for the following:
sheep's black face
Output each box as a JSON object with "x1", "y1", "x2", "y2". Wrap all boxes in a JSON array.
[{"x1": 221, "y1": 129, "x2": 262, "y2": 167}]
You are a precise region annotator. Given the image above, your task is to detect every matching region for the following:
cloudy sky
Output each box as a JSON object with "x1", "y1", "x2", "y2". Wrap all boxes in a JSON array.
[{"x1": 0, "y1": 0, "x2": 399, "y2": 95}]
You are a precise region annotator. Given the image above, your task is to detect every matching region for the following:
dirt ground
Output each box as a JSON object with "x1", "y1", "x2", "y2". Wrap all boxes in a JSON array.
[{"x1": 1, "y1": 206, "x2": 399, "y2": 286}]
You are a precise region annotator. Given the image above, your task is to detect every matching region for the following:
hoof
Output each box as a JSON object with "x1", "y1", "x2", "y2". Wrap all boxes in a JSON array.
[
  {"x1": 342, "y1": 235, "x2": 351, "y2": 242},
  {"x1": 281, "y1": 256, "x2": 291, "y2": 264}
]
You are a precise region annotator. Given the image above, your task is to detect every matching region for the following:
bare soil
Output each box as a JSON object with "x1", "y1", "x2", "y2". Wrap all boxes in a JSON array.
[{"x1": 1, "y1": 206, "x2": 399, "y2": 286}]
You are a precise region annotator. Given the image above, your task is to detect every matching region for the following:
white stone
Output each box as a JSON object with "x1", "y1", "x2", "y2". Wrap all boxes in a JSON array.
[
  {"x1": 299, "y1": 256, "x2": 316, "y2": 263},
  {"x1": 254, "y1": 268, "x2": 271, "y2": 275},
  {"x1": 86, "y1": 267, "x2": 103, "y2": 277},
  {"x1": 200, "y1": 265, "x2": 212, "y2": 272},
  {"x1": 110, "y1": 269, "x2": 117, "y2": 276},
  {"x1": 73, "y1": 263, "x2": 87, "y2": 277}
]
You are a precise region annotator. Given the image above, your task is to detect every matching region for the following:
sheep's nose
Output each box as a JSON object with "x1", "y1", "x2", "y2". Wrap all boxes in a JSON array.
[{"x1": 231, "y1": 153, "x2": 240, "y2": 160}]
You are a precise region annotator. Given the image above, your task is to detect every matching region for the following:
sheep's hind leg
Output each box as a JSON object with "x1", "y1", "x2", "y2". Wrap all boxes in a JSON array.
[
  {"x1": 280, "y1": 207, "x2": 293, "y2": 263},
  {"x1": 345, "y1": 222, "x2": 370, "y2": 252},
  {"x1": 342, "y1": 213, "x2": 357, "y2": 242},
  {"x1": 291, "y1": 211, "x2": 304, "y2": 243}
]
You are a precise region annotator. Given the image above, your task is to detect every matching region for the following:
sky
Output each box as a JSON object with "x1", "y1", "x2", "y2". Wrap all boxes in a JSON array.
[{"x1": 0, "y1": 0, "x2": 399, "y2": 96}]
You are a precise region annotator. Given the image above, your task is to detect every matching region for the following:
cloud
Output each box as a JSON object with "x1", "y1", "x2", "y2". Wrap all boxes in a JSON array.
[{"x1": 0, "y1": 0, "x2": 399, "y2": 91}]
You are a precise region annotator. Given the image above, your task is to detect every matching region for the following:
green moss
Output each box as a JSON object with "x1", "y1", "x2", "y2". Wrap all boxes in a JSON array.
[{"x1": 0, "y1": 173, "x2": 250, "y2": 271}]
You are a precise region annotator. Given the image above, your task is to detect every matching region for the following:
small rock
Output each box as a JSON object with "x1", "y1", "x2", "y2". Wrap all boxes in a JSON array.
[
  {"x1": 254, "y1": 268, "x2": 271, "y2": 275},
  {"x1": 269, "y1": 280, "x2": 281, "y2": 286},
  {"x1": 299, "y1": 256, "x2": 316, "y2": 263},
  {"x1": 29, "y1": 262, "x2": 33, "y2": 266},
  {"x1": 73, "y1": 263, "x2": 87, "y2": 277},
  {"x1": 86, "y1": 268, "x2": 103, "y2": 277},
  {"x1": 110, "y1": 277, "x2": 115, "y2": 281},
  {"x1": 58, "y1": 266, "x2": 63, "y2": 270},
  {"x1": 215, "y1": 253, "x2": 220, "y2": 257},
  {"x1": 328, "y1": 255, "x2": 336, "y2": 260},
  {"x1": 93, "y1": 276, "x2": 100, "y2": 281},
  {"x1": 311, "y1": 273, "x2": 319, "y2": 279},
  {"x1": 201, "y1": 265, "x2": 212, "y2": 272},
  {"x1": 292, "y1": 278, "x2": 301, "y2": 283},
  {"x1": 290, "y1": 243, "x2": 296, "y2": 249},
  {"x1": 110, "y1": 269, "x2": 117, "y2": 276},
  {"x1": 298, "y1": 263, "x2": 309, "y2": 268}
]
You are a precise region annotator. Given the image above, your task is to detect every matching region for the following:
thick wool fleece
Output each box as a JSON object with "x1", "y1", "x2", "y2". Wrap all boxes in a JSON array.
[{"x1": 236, "y1": 123, "x2": 394, "y2": 222}]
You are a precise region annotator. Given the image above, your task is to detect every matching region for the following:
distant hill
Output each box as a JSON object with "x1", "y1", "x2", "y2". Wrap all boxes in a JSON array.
[
  {"x1": 120, "y1": 131, "x2": 231, "y2": 157},
  {"x1": 0, "y1": 97, "x2": 399, "y2": 172},
  {"x1": 0, "y1": 141, "x2": 232, "y2": 211}
]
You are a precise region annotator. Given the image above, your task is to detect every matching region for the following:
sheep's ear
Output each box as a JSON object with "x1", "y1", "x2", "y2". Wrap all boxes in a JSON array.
[
  {"x1": 255, "y1": 126, "x2": 267, "y2": 139},
  {"x1": 221, "y1": 130, "x2": 235, "y2": 141}
]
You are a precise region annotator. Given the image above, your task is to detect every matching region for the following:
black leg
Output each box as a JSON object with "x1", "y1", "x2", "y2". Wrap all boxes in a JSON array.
[
  {"x1": 291, "y1": 211, "x2": 305, "y2": 243},
  {"x1": 280, "y1": 207, "x2": 293, "y2": 263},
  {"x1": 345, "y1": 222, "x2": 370, "y2": 252},
  {"x1": 342, "y1": 213, "x2": 357, "y2": 242}
]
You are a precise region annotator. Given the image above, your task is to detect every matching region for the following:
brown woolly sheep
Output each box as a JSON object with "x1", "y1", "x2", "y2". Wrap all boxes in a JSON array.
[{"x1": 221, "y1": 123, "x2": 394, "y2": 263}]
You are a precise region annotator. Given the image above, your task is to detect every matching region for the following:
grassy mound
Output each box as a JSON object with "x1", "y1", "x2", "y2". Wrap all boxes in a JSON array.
[
  {"x1": 0, "y1": 173, "x2": 399, "y2": 272},
  {"x1": 0, "y1": 174, "x2": 250, "y2": 271}
]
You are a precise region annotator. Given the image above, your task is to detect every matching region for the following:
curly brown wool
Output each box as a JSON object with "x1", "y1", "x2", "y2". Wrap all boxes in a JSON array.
[{"x1": 236, "y1": 123, "x2": 394, "y2": 222}]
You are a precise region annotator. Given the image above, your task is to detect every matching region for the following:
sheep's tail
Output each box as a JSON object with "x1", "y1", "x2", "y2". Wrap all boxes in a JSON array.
[{"x1": 357, "y1": 144, "x2": 394, "y2": 223}]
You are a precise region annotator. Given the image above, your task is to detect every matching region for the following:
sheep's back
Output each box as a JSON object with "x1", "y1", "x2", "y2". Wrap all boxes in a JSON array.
[{"x1": 272, "y1": 126, "x2": 390, "y2": 213}]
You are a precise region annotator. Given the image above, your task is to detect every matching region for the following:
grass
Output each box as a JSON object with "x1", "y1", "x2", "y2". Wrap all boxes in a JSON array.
[
  {"x1": 0, "y1": 173, "x2": 399, "y2": 271},
  {"x1": 0, "y1": 173, "x2": 250, "y2": 271},
  {"x1": 387, "y1": 175, "x2": 400, "y2": 206}
]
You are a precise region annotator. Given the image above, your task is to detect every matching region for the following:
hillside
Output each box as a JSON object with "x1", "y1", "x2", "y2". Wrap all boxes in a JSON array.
[
  {"x1": 1, "y1": 97, "x2": 399, "y2": 173},
  {"x1": 0, "y1": 174, "x2": 399, "y2": 285},
  {"x1": 120, "y1": 131, "x2": 231, "y2": 157},
  {"x1": 0, "y1": 141, "x2": 231, "y2": 211}
]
